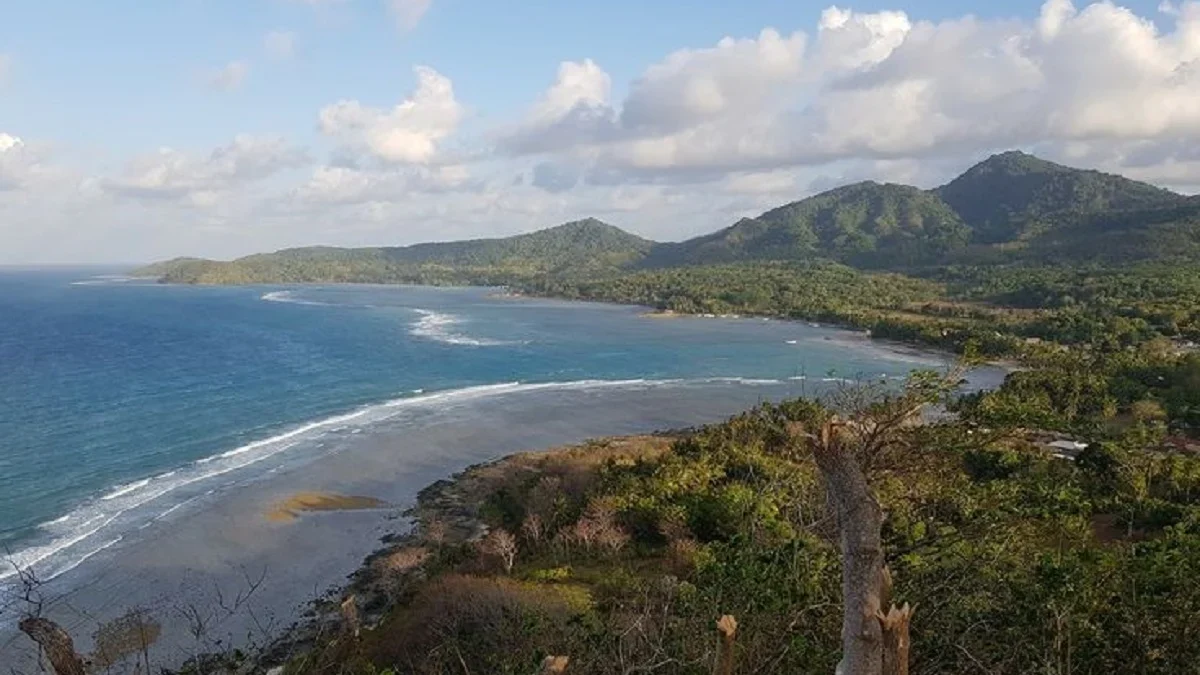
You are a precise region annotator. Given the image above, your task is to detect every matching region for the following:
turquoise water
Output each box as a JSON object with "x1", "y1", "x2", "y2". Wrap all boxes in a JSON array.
[{"x1": 0, "y1": 269, "x2": 953, "y2": 588}]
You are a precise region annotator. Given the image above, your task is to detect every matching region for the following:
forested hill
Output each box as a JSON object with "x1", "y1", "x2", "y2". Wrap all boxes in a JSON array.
[
  {"x1": 935, "y1": 150, "x2": 1188, "y2": 244},
  {"x1": 645, "y1": 151, "x2": 1198, "y2": 269},
  {"x1": 644, "y1": 181, "x2": 970, "y2": 269},
  {"x1": 136, "y1": 151, "x2": 1200, "y2": 284},
  {"x1": 139, "y1": 218, "x2": 654, "y2": 285}
]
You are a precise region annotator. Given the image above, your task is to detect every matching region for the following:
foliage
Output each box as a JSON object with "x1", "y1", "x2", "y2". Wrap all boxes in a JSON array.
[
  {"x1": 935, "y1": 150, "x2": 1187, "y2": 245},
  {"x1": 287, "y1": 369, "x2": 1200, "y2": 674},
  {"x1": 645, "y1": 182, "x2": 970, "y2": 268},
  {"x1": 136, "y1": 219, "x2": 654, "y2": 285}
]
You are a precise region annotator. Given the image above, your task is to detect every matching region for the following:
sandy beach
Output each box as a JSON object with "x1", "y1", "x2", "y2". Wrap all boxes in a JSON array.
[{"x1": 0, "y1": 379, "x2": 827, "y2": 670}]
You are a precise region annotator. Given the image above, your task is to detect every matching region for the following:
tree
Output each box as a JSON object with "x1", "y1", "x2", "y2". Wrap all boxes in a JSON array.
[
  {"x1": 788, "y1": 369, "x2": 958, "y2": 675},
  {"x1": 480, "y1": 528, "x2": 519, "y2": 574}
]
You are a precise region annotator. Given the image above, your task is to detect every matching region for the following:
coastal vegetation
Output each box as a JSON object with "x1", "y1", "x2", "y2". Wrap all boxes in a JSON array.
[
  {"x1": 243, "y1": 356, "x2": 1200, "y2": 674},
  {"x1": 14, "y1": 151, "x2": 1181, "y2": 672},
  {"x1": 135, "y1": 152, "x2": 1200, "y2": 359}
]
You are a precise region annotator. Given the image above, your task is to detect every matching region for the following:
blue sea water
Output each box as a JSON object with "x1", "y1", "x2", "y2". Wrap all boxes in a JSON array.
[{"x1": 0, "y1": 268, "x2": 955, "y2": 592}]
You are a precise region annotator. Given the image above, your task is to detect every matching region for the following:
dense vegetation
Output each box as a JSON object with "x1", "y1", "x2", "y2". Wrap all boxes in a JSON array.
[
  {"x1": 935, "y1": 150, "x2": 1188, "y2": 245},
  {"x1": 275, "y1": 347, "x2": 1200, "y2": 674},
  {"x1": 139, "y1": 151, "x2": 1200, "y2": 285},
  {"x1": 57, "y1": 151, "x2": 1200, "y2": 672},
  {"x1": 140, "y1": 219, "x2": 653, "y2": 285},
  {"x1": 644, "y1": 182, "x2": 970, "y2": 269},
  {"x1": 519, "y1": 261, "x2": 1200, "y2": 358},
  {"x1": 134, "y1": 152, "x2": 1200, "y2": 362}
]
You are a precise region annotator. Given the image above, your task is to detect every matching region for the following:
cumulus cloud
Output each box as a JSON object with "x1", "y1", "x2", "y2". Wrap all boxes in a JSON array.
[
  {"x1": 319, "y1": 66, "x2": 462, "y2": 164},
  {"x1": 0, "y1": 133, "x2": 75, "y2": 192},
  {"x1": 103, "y1": 135, "x2": 308, "y2": 205},
  {"x1": 503, "y1": 0, "x2": 1200, "y2": 186},
  {"x1": 621, "y1": 28, "x2": 807, "y2": 133},
  {"x1": 501, "y1": 59, "x2": 615, "y2": 154},
  {"x1": 13, "y1": 0, "x2": 1200, "y2": 264},
  {"x1": 292, "y1": 163, "x2": 475, "y2": 204},
  {"x1": 206, "y1": 61, "x2": 249, "y2": 91},
  {"x1": 264, "y1": 31, "x2": 297, "y2": 61},
  {"x1": 0, "y1": 133, "x2": 31, "y2": 190},
  {"x1": 389, "y1": 0, "x2": 432, "y2": 32}
]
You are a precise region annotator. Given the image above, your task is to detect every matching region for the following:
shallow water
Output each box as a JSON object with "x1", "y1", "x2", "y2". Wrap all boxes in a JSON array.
[{"x1": 0, "y1": 270, "x2": 1001, "y2": 668}]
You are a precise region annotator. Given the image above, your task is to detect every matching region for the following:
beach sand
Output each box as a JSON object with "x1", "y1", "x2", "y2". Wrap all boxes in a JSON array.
[
  {"x1": 0, "y1": 371, "x2": 1008, "y2": 671},
  {"x1": 0, "y1": 381, "x2": 815, "y2": 670}
]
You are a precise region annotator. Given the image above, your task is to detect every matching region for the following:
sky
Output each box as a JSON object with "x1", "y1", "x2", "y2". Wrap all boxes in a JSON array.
[{"x1": 1, "y1": 0, "x2": 1197, "y2": 264}]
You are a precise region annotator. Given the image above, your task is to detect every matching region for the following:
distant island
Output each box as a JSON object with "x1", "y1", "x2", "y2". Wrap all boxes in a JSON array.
[{"x1": 138, "y1": 151, "x2": 1200, "y2": 358}]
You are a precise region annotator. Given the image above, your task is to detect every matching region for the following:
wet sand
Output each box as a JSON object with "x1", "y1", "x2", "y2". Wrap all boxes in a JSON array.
[
  {"x1": 0, "y1": 380, "x2": 821, "y2": 670},
  {"x1": 0, "y1": 370, "x2": 1008, "y2": 670}
]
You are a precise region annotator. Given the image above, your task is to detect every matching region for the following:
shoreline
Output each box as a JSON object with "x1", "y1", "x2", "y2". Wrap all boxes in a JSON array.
[
  {"x1": 3, "y1": 378, "x2": 856, "y2": 671},
  {"x1": 244, "y1": 434, "x2": 679, "y2": 671},
  {"x1": 0, "y1": 280, "x2": 1015, "y2": 671},
  {"x1": 133, "y1": 276, "x2": 1015, "y2": 366}
]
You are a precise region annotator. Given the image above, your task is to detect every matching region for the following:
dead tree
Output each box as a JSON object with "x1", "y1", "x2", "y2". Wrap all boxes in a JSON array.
[
  {"x1": 340, "y1": 594, "x2": 361, "y2": 638},
  {"x1": 793, "y1": 368, "x2": 960, "y2": 675},
  {"x1": 810, "y1": 422, "x2": 886, "y2": 675},
  {"x1": 714, "y1": 615, "x2": 738, "y2": 675},
  {"x1": 18, "y1": 617, "x2": 87, "y2": 675}
]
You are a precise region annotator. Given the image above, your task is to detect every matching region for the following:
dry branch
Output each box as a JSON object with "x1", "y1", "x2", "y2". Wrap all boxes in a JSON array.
[{"x1": 18, "y1": 617, "x2": 86, "y2": 675}]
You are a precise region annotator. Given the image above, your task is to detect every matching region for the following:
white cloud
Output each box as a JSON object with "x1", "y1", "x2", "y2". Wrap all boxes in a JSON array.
[
  {"x1": 0, "y1": 133, "x2": 76, "y2": 192},
  {"x1": 264, "y1": 31, "x2": 297, "y2": 61},
  {"x1": 103, "y1": 135, "x2": 308, "y2": 204},
  {"x1": 0, "y1": 133, "x2": 31, "y2": 190},
  {"x1": 500, "y1": 60, "x2": 616, "y2": 154},
  {"x1": 293, "y1": 163, "x2": 474, "y2": 204},
  {"x1": 206, "y1": 61, "x2": 249, "y2": 91},
  {"x1": 319, "y1": 66, "x2": 462, "y2": 164},
  {"x1": 13, "y1": 0, "x2": 1200, "y2": 265},
  {"x1": 722, "y1": 170, "x2": 801, "y2": 196},
  {"x1": 500, "y1": 0, "x2": 1200, "y2": 186},
  {"x1": 389, "y1": 0, "x2": 432, "y2": 32},
  {"x1": 621, "y1": 28, "x2": 807, "y2": 133},
  {"x1": 0, "y1": 133, "x2": 21, "y2": 154}
]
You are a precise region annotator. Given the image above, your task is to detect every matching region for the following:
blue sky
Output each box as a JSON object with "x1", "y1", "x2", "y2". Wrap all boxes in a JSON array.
[{"x1": 0, "y1": 0, "x2": 1196, "y2": 263}]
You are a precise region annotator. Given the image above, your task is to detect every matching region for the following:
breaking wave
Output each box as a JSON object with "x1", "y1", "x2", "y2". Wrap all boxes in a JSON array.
[
  {"x1": 409, "y1": 309, "x2": 512, "y2": 346},
  {"x1": 0, "y1": 376, "x2": 796, "y2": 588}
]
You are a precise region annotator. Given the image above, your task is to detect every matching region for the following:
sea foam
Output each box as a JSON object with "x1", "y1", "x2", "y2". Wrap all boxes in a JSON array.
[
  {"x1": 409, "y1": 309, "x2": 512, "y2": 346},
  {"x1": 261, "y1": 290, "x2": 335, "y2": 306},
  {"x1": 0, "y1": 377, "x2": 795, "y2": 587}
]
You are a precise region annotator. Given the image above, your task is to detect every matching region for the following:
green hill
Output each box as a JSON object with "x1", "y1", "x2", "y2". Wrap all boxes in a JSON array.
[
  {"x1": 645, "y1": 182, "x2": 969, "y2": 268},
  {"x1": 139, "y1": 152, "x2": 1200, "y2": 285},
  {"x1": 645, "y1": 153, "x2": 1194, "y2": 269},
  {"x1": 139, "y1": 218, "x2": 654, "y2": 285},
  {"x1": 935, "y1": 151, "x2": 1187, "y2": 244}
]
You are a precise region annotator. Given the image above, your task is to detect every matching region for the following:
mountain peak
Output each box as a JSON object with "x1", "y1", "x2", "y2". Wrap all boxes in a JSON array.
[
  {"x1": 961, "y1": 150, "x2": 1069, "y2": 177},
  {"x1": 936, "y1": 150, "x2": 1183, "y2": 244}
]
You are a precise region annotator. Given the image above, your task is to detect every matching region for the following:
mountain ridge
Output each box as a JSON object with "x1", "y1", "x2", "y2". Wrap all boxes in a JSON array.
[{"x1": 137, "y1": 151, "x2": 1200, "y2": 284}]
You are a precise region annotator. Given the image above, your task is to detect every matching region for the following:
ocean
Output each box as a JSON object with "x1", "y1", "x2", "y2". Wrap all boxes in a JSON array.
[{"x1": 0, "y1": 269, "x2": 990, "y2": 666}]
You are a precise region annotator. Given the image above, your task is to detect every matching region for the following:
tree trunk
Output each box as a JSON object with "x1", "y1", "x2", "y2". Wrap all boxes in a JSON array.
[
  {"x1": 340, "y1": 594, "x2": 360, "y2": 638},
  {"x1": 18, "y1": 617, "x2": 87, "y2": 675},
  {"x1": 811, "y1": 423, "x2": 886, "y2": 675}
]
